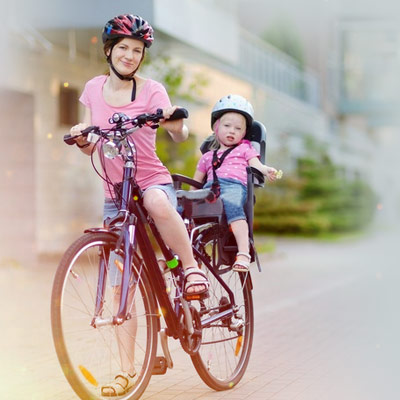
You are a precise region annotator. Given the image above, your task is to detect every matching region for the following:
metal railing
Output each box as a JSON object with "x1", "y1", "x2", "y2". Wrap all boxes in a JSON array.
[{"x1": 238, "y1": 30, "x2": 320, "y2": 108}]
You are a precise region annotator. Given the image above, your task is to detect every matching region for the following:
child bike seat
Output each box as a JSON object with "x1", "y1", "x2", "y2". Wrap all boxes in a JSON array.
[{"x1": 172, "y1": 120, "x2": 267, "y2": 268}]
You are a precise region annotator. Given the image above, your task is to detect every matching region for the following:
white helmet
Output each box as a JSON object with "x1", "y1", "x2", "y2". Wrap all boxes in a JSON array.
[{"x1": 211, "y1": 94, "x2": 254, "y2": 129}]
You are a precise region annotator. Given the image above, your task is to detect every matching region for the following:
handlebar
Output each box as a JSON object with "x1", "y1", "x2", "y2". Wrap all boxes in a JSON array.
[{"x1": 63, "y1": 107, "x2": 189, "y2": 145}]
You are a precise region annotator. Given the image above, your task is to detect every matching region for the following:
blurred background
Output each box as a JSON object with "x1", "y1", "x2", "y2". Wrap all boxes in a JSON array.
[{"x1": 1, "y1": 0, "x2": 399, "y2": 267}]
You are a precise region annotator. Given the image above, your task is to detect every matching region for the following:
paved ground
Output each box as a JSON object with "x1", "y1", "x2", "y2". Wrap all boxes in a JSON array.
[{"x1": 1, "y1": 227, "x2": 399, "y2": 399}]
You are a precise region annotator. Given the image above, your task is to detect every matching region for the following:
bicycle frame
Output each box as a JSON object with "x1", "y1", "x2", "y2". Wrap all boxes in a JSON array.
[
  {"x1": 73, "y1": 109, "x2": 240, "y2": 343},
  {"x1": 89, "y1": 172, "x2": 240, "y2": 344}
]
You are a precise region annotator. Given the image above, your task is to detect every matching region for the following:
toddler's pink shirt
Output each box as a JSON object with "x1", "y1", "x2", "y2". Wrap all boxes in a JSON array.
[
  {"x1": 196, "y1": 141, "x2": 259, "y2": 186},
  {"x1": 80, "y1": 75, "x2": 172, "y2": 198}
]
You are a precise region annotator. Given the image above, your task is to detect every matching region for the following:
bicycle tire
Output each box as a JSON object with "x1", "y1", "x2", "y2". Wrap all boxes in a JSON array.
[
  {"x1": 51, "y1": 232, "x2": 158, "y2": 400},
  {"x1": 190, "y1": 228, "x2": 254, "y2": 390}
]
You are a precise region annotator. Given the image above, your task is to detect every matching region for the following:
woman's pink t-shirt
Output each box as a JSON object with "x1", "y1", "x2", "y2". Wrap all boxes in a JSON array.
[
  {"x1": 79, "y1": 75, "x2": 172, "y2": 198},
  {"x1": 196, "y1": 141, "x2": 259, "y2": 186}
]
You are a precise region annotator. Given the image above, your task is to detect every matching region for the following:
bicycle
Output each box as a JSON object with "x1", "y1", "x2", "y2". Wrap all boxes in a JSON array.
[{"x1": 51, "y1": 108, "x2": 255, "y2": 400}]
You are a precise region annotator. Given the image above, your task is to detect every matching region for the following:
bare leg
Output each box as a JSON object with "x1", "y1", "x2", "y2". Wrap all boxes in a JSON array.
[
  {"x1": 143, "y1": 188, "x2": 207, "y2": 293},
  {"x1": 113, "y1": 286, "x2": 137, "y2": 375},
  {"x1": 101, "y1": 285, "x2": 137, "y2": 395},
  {"x1": 230, "y1": 219, "x2": 250, "y2": 264}
]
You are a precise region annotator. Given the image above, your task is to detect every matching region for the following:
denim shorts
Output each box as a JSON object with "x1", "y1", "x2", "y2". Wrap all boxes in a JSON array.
[
  {"x1": 204, "y1": 178, "x2": 247, "y2": 224},
  {"x1": 104, "y1": 183, "x2": 177, "y2": 286}
]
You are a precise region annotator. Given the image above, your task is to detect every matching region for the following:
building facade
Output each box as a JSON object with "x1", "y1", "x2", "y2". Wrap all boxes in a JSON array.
[{"x1": 2, "y1": 0, "x2": 389, "y2": 267}]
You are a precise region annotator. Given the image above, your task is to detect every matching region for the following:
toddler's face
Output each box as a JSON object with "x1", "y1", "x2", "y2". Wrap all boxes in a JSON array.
[{"x1": 216, "y1": 112, "x2": 246, "y2": 148}]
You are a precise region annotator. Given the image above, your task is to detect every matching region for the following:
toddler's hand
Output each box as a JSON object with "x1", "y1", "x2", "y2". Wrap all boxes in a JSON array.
[
  {"x1": 265, "y1": 167, "x2": 278, "y2": 182},
  {"x1": 265, "y1": 167, "x2": 283, "y2": 182}
]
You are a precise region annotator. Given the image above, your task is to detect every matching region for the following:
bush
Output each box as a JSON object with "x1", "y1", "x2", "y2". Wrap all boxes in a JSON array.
[
  {"x1": 253, "y1": 137, "x2": 377, "y2": 236},
  {"x1": 254, "y1": 214, "x2": 331, "y2": 235}
]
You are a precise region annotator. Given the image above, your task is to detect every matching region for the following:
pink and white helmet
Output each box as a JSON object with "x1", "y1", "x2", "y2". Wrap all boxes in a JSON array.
[{"x1": 102, "y1": 14, "x2": 154, "y2": 48}]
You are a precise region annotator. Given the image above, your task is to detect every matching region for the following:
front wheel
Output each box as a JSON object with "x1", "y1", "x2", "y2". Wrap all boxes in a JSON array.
[
  {"x1": 190, "y1": 229, "x2": 254, "y2": 390},
  {"x1": 51, "y1": 232, "x2": 158, "y2": 400}
]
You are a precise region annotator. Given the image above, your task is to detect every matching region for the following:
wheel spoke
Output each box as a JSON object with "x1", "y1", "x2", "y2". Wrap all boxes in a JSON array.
[
  {"x1": 190, "y1": 230, "x2": 254, "y2": 390},
  {"x1": 51, "y1": 233, "x2": 158, "y2": 400}
]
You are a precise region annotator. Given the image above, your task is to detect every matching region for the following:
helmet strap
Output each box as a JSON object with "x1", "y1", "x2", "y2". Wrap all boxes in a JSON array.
[
  {"x1": 213, "y1": 120, "x2": 220, "y2": 134},
  {"x1": 107, "y1": 42, "x2": 136, "y2": 80},
  {"x1": 106, "y1": 43, "x2": 145, "y2": 100},
  {"x1": 106, "y1": 46, "x2": 138, "y2": 101},
  {"x1": 109, "y1": 60, "x2": 136, "y2": 81},
  {"x1": 108, "y1": 61, "x2": 137, "y2": 101}
]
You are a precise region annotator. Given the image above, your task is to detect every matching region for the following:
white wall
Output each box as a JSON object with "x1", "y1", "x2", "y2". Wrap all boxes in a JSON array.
[
  {"x1": 154, "y1": 0, "x2": 239, "y2": 64},
  {"x1": 1, "y1": 41, "x2": 105, "y2": 255}
]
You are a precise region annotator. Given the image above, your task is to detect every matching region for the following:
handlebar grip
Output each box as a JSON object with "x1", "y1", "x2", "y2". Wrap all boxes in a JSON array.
[
  {"x1": 167, "y1": 108, "x2": 189, "y2": 121},
  {"x1": 81, "y1": 125, "x2": 99, "y2": 134},
  {"x1": 63, "y1": 134, "x2": 77, "y2": 145},
  {"x1": 64, "y1": 126, "x2": 99, "y2": 145}
]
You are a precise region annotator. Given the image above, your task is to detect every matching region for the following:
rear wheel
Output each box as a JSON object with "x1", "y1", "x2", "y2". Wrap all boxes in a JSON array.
[
  {"x1": 190, "y1": 228, "x2": 254, "y2": 390},
  {"x1": 51, "y1": 232, "x2": 158, "y2": 400}
]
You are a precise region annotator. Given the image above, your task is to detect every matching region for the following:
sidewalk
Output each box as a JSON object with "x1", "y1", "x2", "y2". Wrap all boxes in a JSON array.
[{"x1": 1, "y1": 228, "x2": 399, "y2": 399}]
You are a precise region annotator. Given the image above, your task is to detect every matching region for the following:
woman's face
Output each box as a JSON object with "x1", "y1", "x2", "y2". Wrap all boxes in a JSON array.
[
  {"x1": 108, "y1": 38, "x2": 145, "y2": 76},
  {"x1": 216, "y1": 112, "x2": 247, "y2": 148}
]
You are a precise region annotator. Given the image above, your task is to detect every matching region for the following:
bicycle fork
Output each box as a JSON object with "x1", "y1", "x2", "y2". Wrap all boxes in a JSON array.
[
  {"x1": 91, "y1": 215, "x2": 138, "y2": 328},
  {"x1": 115, "y1": 214, "x2": 137, "y2": 324}
]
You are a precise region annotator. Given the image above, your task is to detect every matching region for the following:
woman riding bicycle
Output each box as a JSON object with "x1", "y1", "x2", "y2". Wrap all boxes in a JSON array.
[{"x1": 69, "y1": 13, "x2": 209, "y2": 395}]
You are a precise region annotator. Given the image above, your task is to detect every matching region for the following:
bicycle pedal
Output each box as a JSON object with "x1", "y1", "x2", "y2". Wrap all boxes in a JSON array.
[
  {"x1": 184, "y1": 292, "x2": 209, "y2": 301},
  {"x1": 152, "y1": 356, "x2": 168, "y2": 375}
]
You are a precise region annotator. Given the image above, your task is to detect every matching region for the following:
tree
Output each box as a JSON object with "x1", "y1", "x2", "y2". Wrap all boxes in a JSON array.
[
  {"x1": 142, "y1": 54, "x2": 208, "y2": 176},
  {"x1": 254, "y1": 136, "x2": 377, "y2": 235}
]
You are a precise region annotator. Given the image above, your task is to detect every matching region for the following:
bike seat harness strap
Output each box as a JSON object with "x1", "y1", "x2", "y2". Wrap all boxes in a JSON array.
[{"x1": 210, "y1": 145, "x2": 237, "y2": 197}]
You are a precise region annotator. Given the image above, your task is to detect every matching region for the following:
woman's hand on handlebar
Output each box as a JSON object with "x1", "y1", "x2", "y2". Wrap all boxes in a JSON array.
[
  {"x1": 161, "y1": 106, "x2": 180, "y2": 120},
  {"x1": 161, "y1": 106, "x2": 188, "y2": 143},
  {"x1": 70, "y1": 122, "x2": 89, "y2": 137},
  {"x1": 70, "y1": 122, "x2": 90, "y2": 147},
  {"x1": 70, "y1": 122, "x2": 95, "y2": 153}
]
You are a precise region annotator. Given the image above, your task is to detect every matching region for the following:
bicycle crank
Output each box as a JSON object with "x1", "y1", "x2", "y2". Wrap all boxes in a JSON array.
[{"x1": 179, "y1": 303, "x2": 202, "y2": 355}]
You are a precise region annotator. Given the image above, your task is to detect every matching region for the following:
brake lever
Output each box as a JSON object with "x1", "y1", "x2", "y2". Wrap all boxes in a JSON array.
[
  {"x1": 63, "y1": 134, "x2": 77, "y2": 145},
  {"x1": 63, "y1": 125, "x2": 100, "y2": 145}
]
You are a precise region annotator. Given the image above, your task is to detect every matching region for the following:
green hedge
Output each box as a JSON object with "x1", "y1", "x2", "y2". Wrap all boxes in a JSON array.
[{"x1": 253, "y1": 139, "x2": 377, "y2": 236}]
